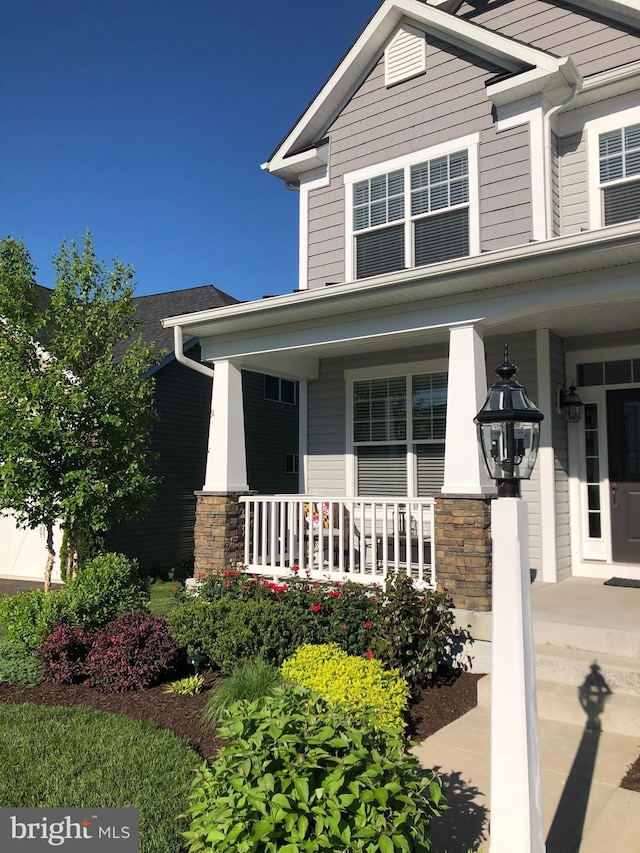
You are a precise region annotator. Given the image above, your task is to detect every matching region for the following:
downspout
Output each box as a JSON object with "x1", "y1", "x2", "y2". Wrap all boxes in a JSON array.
[
  {"x1": 173, "y1": 325, "x2": 214, "y2": 378},
  {"x1": 543, "y1": 82, "x2": 579, "y2": 240}
]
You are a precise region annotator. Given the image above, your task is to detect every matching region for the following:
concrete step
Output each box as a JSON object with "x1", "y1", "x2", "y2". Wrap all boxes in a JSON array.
[
  {"x1": 533, "y1": 619, "x2": 640, "y2": 660},
  {"x1": 477, "y1": 674, "x2": 640, "y2": 736},
  {"x1": 534, "y1": 644, "x2": 640, "y2": 696},
  {"x1": 454, "y1": 609, "x2": 640, "y2": 659}
]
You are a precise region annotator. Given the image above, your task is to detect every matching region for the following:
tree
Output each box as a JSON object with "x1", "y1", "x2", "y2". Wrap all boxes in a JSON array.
[{"x1": 0, "y1": 233, "x2": 159, "y2": 589}]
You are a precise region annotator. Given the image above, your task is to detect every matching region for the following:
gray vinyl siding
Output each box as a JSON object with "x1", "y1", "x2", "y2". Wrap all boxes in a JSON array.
[
  {"x1": 551, "y1": 131, "x2": 561, "y2": 237},
  {"x1": 459, "y1": 0, "x2": 640, "y2": 78},
  {"x1": 559, "y1": 131, "x2": 589, "y2": 234},
  {"x1": 479, "y1": 124, "x2": 532, "y2": 251},
  {"x1": 485, "y1": 333, "x2": 541, "y2": 572},
  {"x1": 105, "y1": 348, "x2": 211, "y2": 577},
  {"x1": 307, "y1": 33, "x2": 516, "y2": 290},
  {"x1": 550, "y1": 332, "x2": 572, "y2": 580},
  {"x1": 306, "y1": 343, "x2": 449, "y2": 495},
  {"x1": 242, "y1": 371, "x2": 299, "y2": 495}
]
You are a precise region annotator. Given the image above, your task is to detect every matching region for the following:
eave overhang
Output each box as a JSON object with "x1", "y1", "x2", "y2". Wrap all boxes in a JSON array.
[{"x1": 162, "y1": 221, "x2": 640, "y2": 349}]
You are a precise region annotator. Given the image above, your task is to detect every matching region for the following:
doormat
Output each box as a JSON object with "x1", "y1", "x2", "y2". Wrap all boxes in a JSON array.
[{"x1": 604, "y1": 577, "x2": 640, "y2": 588}]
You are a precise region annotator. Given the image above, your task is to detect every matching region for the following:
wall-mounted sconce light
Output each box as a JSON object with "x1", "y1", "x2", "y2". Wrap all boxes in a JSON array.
[{"x1": 556, "y1": 380, "x2": 584, "y2": 423}]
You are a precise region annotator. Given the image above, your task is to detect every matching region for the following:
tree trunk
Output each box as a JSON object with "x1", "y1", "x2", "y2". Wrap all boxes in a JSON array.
[{"x1": 44, "y1": 522, "x2": 55, "y2": 592}]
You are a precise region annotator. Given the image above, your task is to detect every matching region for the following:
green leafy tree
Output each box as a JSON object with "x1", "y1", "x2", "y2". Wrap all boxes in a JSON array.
[{"x1": 0, "y1": 233, "x2": 159, "y2": 588}]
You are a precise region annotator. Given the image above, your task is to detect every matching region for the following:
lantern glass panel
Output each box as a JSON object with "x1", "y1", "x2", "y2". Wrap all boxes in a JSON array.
[{"x1": 477, "y1": 420, "x2": 540, "y2": 480}]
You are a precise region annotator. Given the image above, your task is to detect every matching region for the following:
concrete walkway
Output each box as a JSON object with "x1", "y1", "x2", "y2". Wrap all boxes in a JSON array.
[{"x1": 414, "y1": 705, "x2": 640, "y2": 852}]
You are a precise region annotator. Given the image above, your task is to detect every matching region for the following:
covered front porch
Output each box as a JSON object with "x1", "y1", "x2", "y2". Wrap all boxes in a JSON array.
[{"x1": 163, "y1": 223, "x2": 640, "y2": 604}]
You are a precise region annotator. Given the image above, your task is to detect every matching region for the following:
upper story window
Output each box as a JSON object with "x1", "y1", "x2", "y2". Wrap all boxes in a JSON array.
[
  {"x1": 344, "y1": 135, "x2": 479, "y2": 281},
  {"x1": 599, "y1": 123, "x2": 640, "y2": 226},
  {"x1": 264, "y1": 375, "x2": 297, "y2": 405}
]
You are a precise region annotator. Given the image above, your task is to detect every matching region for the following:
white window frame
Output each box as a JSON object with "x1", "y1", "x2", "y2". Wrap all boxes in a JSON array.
[
  {"x1": 344, "y1": 359, "x2": 448, "y2": 496},
  {"x1": 343, "y1": 134, "x2": 480, "y2": 282},
  {"x1": 586, "y1": 106, "x2": 640, "y2": 230}
]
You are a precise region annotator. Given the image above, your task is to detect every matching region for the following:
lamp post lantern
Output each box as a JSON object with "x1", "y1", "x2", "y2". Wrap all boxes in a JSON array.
[{"x1": 475, "y1": 345, "x2": 546, "y2": 853}]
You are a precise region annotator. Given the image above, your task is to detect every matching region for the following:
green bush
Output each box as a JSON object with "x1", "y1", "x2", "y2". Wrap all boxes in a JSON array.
[
  {"x1": 0, "y1": 588, "x2": 70, "y2": 651},
  {"x1": 166, "y1": 599, "x2": 230, "y2": 664},
  {"x1": 64, "y1": 553, "x2": 149, "y2": 629},
  {"x1": 370, "y1": 572, "x2": 459, "y2": 688},
  {"x1": 281, "y1": 643, "x2": 409, "y2": 730},
  {"x1": 0, "y1": 638, "x2": 41, "y2": 686},
  {"x1": 167, "y1": 598, "x2": 306, "y2": 674},
  {"x1": 210, "y1": 599, "x2": 306, "y2": 673},
  {"x1": 183, "y1": 685, "x2": 445, "y2": 852},
  {"x1": 203, "y1": 659, "x2": 282, "y2": 727}
]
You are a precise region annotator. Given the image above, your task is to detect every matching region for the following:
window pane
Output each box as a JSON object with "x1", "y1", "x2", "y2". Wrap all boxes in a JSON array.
[
  {"x1": 388, "y1": 170, "x2": 404, "y2": 195},
  {"x1": 353, "y1": 377, "x2": 406, "y2": 443},
  {"x1": 416, "y1": 443, "x2": 445, "y2": 496},
  {"x1": 430, "y1": 183, "x2": 449, "y2": 211},
  {"x1": 356, "y1": 224, "x2": 405, "y2": 279},
  {"x1": 280, "y1": 379, "x2": 296, "y2": 405},
  {"x1": 388, "y1": 194, "x2": 404, "y2": 221},
  {"x1": 370, "y1": 200, "x2": 387, "y2": 227},
  {"x1": 412, "y1": 373, "x2": 447, "y2": 440},
  {"x1": 415, "y1": 208, "x2": 469, "y2": 267},
  {"x1": 450, "y1": 178, "x2": 469, "y2": 206},
  {"x1": 588, "y1": 514, "x2": 602, "y2": 538},
  {"x1": 354, "y1": 206, "x2": 369, "y2": 231},
  {"x1": 264, "y1": 375, "x2": 279, "y2": 400},
  {"x1": 578, "y1": 362, "x2": 604, "y2": 386},
  {"x1": 429, "y1": 156, "x2": 448, "y2": 184},
  {"x1": 625, "y1": 124, "x2": 640, "y2": 149},
  {"x1": 411, "y1": 163, "x2": 429, "y2": 189},
  {"x1": 604, "y1": 360, "x2": 632, "y2": 385},
  {"x1": 600, "y1": 155, "x2": 623, "y2": 183},
  {"x1": 449, "y1": 151, "x2": 468, "y2": 178},
  {"x1": 600, "y1": 129, "x2": 622, "y2": 158},
  {"x1": 411, "y1": 187, "x2": 430, "y2": 216},
  {"x1": 586, "y1": 457, "x2": 599, "y2": 482},
  {"x1": 370, "y1": 174, "x2": 386, "y2": 200},
  {"x1": 354, "y1": 181, "x2": 369, "y2": 206},
  {"x1": 357, "y1": 445, "x2": 407, "y2": 496},
  {"x1": 603, "y1": 178, "x2": 640, "y2": 225}
]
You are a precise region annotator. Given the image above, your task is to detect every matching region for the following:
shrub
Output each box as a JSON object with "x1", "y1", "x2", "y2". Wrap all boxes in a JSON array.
[
  {"x1": 86, "y1": 610, "x2": 178, "y2": 692},
  {"x1": 202, "y1": 659, "x2": 282, "y2": 727},
  {"x1": 0, "y1": 638, "x2": 41, "y2": 686},
  {"x1": 183, "y1": 685, "x2": 445, "y2": 852},
  {"x1": 164, "y1": 674, "x2": 205, "y2": 695},
  {"x1": 37, "y1": 623, "x2": 92, "y2": 684},
  {"x1": 0, "y1": 589, "x2": 71, "y2": 651},
  {"x1": 64, "y1": 553, "x2": 149, "y2": 629},
  {"x1": 281, "y1": 643, "x2": 409, "y2": 730},
  {"x1": 166, "y1": 599, "x2": 232, "y2": 664},
  {"x1": 209, "y1": 598, "x2": 307, "y2": 673},
  {"x1": 370, "y1": 572, "x2": 459, "y2": 688}
]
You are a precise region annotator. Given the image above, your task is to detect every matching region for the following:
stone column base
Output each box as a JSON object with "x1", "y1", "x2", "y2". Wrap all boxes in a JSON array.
[
  {"x1": 193, "y1": 491, "x2": 252, "y2": 577},
  {"x1": 434, "y1": 494, "x2": 493, "y2": 611}
]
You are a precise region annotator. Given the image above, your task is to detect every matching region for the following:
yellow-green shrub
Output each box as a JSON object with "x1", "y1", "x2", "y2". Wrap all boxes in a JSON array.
[{"x1": 281, "y1": 642, "x2": 409, "y2": 730}]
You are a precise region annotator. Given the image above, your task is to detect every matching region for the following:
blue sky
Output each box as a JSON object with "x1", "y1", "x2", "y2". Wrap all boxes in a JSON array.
[{"x1": 0, "y1": 0, "x2": 380, "y2": 302}]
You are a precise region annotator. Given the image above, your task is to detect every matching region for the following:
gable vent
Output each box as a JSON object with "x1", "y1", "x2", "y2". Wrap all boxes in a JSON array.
[{"x1": 385, "y1": 24, "x2": 426, "y2": 88}]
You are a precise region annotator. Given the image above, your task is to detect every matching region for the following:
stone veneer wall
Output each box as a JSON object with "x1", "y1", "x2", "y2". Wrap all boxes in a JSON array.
[
  {"x1": 434, "y1": 495, "x2": 493, "y2": 611},
  {"x1": 193, "y1": 491, "x2": 250, "y2": 575}
]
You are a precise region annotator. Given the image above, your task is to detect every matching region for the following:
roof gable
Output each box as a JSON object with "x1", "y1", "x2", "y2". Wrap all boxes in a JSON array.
[{"x1": 263, "y1": 0, "x2": 578, "y2": 180}]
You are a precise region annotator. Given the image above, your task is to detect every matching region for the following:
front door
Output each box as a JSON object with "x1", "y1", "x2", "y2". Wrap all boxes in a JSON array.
[{"x1": 607, "y1": 389, "x2": 640, "y2": 563}]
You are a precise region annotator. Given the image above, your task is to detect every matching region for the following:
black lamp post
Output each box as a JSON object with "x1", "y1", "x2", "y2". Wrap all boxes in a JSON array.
[{"x1": 474, "y1": 345, "x2": 544, "y2": 498}]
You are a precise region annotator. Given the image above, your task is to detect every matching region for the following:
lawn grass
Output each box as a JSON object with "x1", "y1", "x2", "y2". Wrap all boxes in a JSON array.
[
  {"x1": 0, "y1": 703, "x2": 199, "y2": 853},
  {"x1": 148, "y1": 579, "x2": 182, "y2": 616}
]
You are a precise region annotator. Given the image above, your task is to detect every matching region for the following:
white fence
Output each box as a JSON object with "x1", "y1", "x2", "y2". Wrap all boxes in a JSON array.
[{"x1": 239, "y1": 496, "x2": 436, "y2": 589}]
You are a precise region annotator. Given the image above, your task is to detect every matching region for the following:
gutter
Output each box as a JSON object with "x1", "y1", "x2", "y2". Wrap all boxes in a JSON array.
[{"x1": 173, "y1": 325, "x2": 214, "y2": 378}]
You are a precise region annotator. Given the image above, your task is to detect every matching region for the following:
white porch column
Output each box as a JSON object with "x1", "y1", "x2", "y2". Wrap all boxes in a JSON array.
[
  {"x1": 443, "y1": 324, "x2": 494, "y2": 495},
  {"x1": 536, "y1": 329, "x2": 559, "y2": 583},
  {"x1": 203, "y1": 360, "x2": 249, "y2": 492}
]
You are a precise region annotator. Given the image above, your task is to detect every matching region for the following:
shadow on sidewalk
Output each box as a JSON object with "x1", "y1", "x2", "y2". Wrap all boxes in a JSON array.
[
  {"x1": 545, "y1": 663, "x2": 612, "y2": 853},
  {"x1": 429, "y1": 767, "x2": 488, "y2": 853}
]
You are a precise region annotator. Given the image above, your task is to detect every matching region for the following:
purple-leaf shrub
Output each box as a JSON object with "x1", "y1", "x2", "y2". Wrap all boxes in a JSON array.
[
  {"x1": 37, "y1": 623, "x2": 92, "y2": 684},
  {"x1": 86, "y1": 610, "x2": 178, "y2": 692}
]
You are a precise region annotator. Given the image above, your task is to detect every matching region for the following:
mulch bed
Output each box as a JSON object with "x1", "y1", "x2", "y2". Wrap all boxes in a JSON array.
[
  {"x1": 1, "y1": 672, "x2": 638, "y2": 792},
  {"x1": 0, "y1": 670, "x2": 482, "y2": 763}
]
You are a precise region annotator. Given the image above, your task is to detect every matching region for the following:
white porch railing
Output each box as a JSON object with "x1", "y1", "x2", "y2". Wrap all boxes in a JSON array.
[{"x1": 239, "y1": 495, "x2": 436, "y2": 589}]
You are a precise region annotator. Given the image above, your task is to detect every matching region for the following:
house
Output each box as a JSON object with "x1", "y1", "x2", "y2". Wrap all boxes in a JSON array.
[
  {"x1": 1, "y1": 285, "x2": 299, "y2": 581},
  {"x1": 162, "y1": 0, "x2": 640, "y2": 608}
]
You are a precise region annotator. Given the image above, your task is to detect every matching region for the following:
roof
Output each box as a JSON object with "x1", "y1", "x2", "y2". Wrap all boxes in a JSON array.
[{"x1": 124, "y1": 284, "x2": 239, "y2": 358}]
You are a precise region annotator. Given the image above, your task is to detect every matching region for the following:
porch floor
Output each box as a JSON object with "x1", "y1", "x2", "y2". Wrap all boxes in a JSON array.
[{"x1": 530, "y1": 576, "x2": 640, "y2": 636}]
